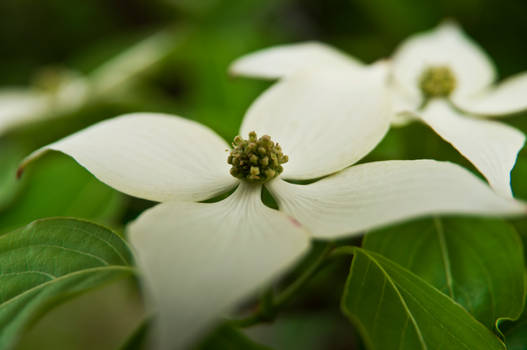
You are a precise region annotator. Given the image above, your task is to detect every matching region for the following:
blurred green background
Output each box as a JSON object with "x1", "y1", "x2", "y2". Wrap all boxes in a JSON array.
[{"x1": 1, "y1": 0, "x2": 527, "y2": 349}]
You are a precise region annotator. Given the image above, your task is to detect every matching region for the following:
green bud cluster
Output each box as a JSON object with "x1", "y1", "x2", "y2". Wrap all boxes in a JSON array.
[
  {"x1": 419, "y1": 66, "x2": 457, "y2": 98},
  {"x1": 228, "y1": 131, "x2": 288, "y2": 183}
]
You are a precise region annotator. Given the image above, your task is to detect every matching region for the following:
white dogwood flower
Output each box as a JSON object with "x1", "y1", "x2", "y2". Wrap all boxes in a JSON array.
[
  {"x1": 20, "y1": 65, "x2": 526, "y2": 350},
  {"x1": 0, "y1": 30, "x2": 175, "y2": 136},
  {"x1": 230, "y1": 22, "x2": 527, "y2": 198}
]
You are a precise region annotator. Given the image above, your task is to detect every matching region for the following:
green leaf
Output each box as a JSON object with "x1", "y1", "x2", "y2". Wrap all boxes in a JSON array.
[
  {"x1": 0, "y1": 217, "x2": 135, "y2": 349},
  {"x1": 341, "y1": 248, "x2": 506, "y2": 350},
  {"x1": 242, "y1": 311, "x2": 365, "y2": 350},
  {"x1": 363, "y1": 217, "x2": 525, "y2": 330},
  {"x1": 503, "y1": 310, "x2": 527, "y2": 350},
  {"x1": 119, "y1": 317, "x2": 151, "y2": 350},
  {"x1": 0, "y1": 153, "x2": 124, "y2": 234}
]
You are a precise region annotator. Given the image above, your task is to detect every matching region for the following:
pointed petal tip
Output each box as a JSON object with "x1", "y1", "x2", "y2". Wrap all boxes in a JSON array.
[
  {"x1": 16, "y1": 166, "x2": 24, "y2": 180},
  {"x1": 15, "y1": 114, "x2": 238, "y2": 203},
  {"x1": 422, "y1": 100, "x2": 524, "y2": 198},
  {"x1": 371, "y1": 58, "x2": 391, "y2": 68},
  {"x1": 16, "y1": 148, "x2": 49, "y2": 180},
  {"x1": 128, "y1": 183, "x2": 310, "y2": 349},
  {"x1": 439, "y1": 18, "x2": 461, "y2": 30},
  {"x1": 268, "y1": 160, "x2": 527, "y2": 240},
  {"x1": 367, "y1": 59, "x2": 389, "y2": 77},
  {"x1": 513, "y1": 198, "x2": 527, "y2": 215},
  {"x1": 227, "y1": 63, "x2": 243, "y2": 78}
]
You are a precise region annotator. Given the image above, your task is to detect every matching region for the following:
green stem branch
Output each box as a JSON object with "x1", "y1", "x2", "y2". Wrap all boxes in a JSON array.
[{"x1": 228, "y1": 242, "x2": 336, "y2": 328}]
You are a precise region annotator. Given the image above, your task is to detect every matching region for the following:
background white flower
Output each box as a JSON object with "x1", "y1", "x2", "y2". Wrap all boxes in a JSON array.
[
  {"x1": 0, "y1": 30, "x2": 176, "y2": 136},
  {"x1": 230, "y1": 21, "x2": 527, "y2": 198},
  {"x1": 20, "y1": 66, "x2": 526, "y2": 350}
]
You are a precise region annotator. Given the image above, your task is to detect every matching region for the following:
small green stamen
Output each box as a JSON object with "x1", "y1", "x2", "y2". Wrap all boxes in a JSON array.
[
  {"x1": 228, "y1": 131, "x2": 288, "y2": 183},
  {"x1": 419, "y1": 66, "x2": 457, "y2": 98}
]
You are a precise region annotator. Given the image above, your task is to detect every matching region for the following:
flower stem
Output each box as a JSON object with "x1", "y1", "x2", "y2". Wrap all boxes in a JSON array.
[
  {"x1": 228, "y1": 241, "x2": 335, "y2": 328},
  {"x1": 328, "y1": 245, "x2": 357, "y2": 258}
]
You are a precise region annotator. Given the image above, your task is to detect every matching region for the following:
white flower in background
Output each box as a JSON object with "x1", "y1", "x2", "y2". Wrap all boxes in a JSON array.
[
  {"x1": 20, "y1": 65, "x2": 526, "y2": 350},
  {"x1": 0, "y1": 69, "x2": 88, "y2": 135},
  {"x1": 0, "y1": 30, "x2": 176, "y2": 136},
  {"x1": 230, "y1": 21, "x2": 527, "y2": 198}
]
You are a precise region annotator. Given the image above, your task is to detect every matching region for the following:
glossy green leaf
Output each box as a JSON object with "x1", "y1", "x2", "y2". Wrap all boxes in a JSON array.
[
  {"x1": 244, "y1": 311, "x2": 364, "y2": 350},
  {"x1": 341, "y1": 248, "x2": 506, "y2": 350},
  {"x1": 0, "y1": 153, "x2": 124, "y2": 234},
  {"x1": 0, "y1": 217, "x2": 135, "y2": 349},
  {"x1": 503, "y1": 310, "x2": 527, "y2": 350},
  {"x1": 363, "y1": 217, "x2": 525, "y2": 330}
]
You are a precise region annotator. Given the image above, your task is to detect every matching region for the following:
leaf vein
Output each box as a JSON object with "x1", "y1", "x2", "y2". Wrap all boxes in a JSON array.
[{"x1": 0, "y1": 266, "x2": 135, "y2": 310}]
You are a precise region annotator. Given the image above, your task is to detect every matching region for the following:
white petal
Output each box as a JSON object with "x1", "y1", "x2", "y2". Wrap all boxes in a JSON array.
[
  {"x1": 392, "y1": 21, "x2": 496, "y2": 100},
  {"x1": 453, "y1": 71, "x2": 527, "y2": 116},
  {"x1": 229, "y1": 41, "x2": 362, "y2": 80},
  {"x1": 390, "y1": 81, "x2": 422, "y2": 115},
  {"x1": 0, "y1": 89, "x2": 49, "y2": 134},
  {"x1": 21, "y1": 113, "x2": 237, "y2": 202},
  {"x1": 266, "y1": 160, "x2": 526, "y2": 240},
  {"x1": 421, "y1": 100, "x2": 525, "y2": 197},
  {"x1": 241, "y1": 63, "x2": 391, "y2": 180},
  {"x1": 128, "y1": 182, "x2": 310, "y2": 350},
  {"x1": 391, "y1": 112, "x2": 417, "y2": 127},
  {"x1": 89, "y1": 30, "x2": 174, "y2": 95},
  {"x1": 390, "y1": 82, "x2": 421, "y2": 126},
  {"x1": 54, "y1": 73, "x2": 90, "y2": 113}
]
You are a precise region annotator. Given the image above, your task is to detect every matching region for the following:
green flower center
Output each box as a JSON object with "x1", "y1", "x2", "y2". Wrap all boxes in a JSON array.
[
  {"x1": 228, "y1": 131, "x2": 288, "y2": 183},
  {"x1": 419, "y1": 66, "x2": 457, "y2": 98}
]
